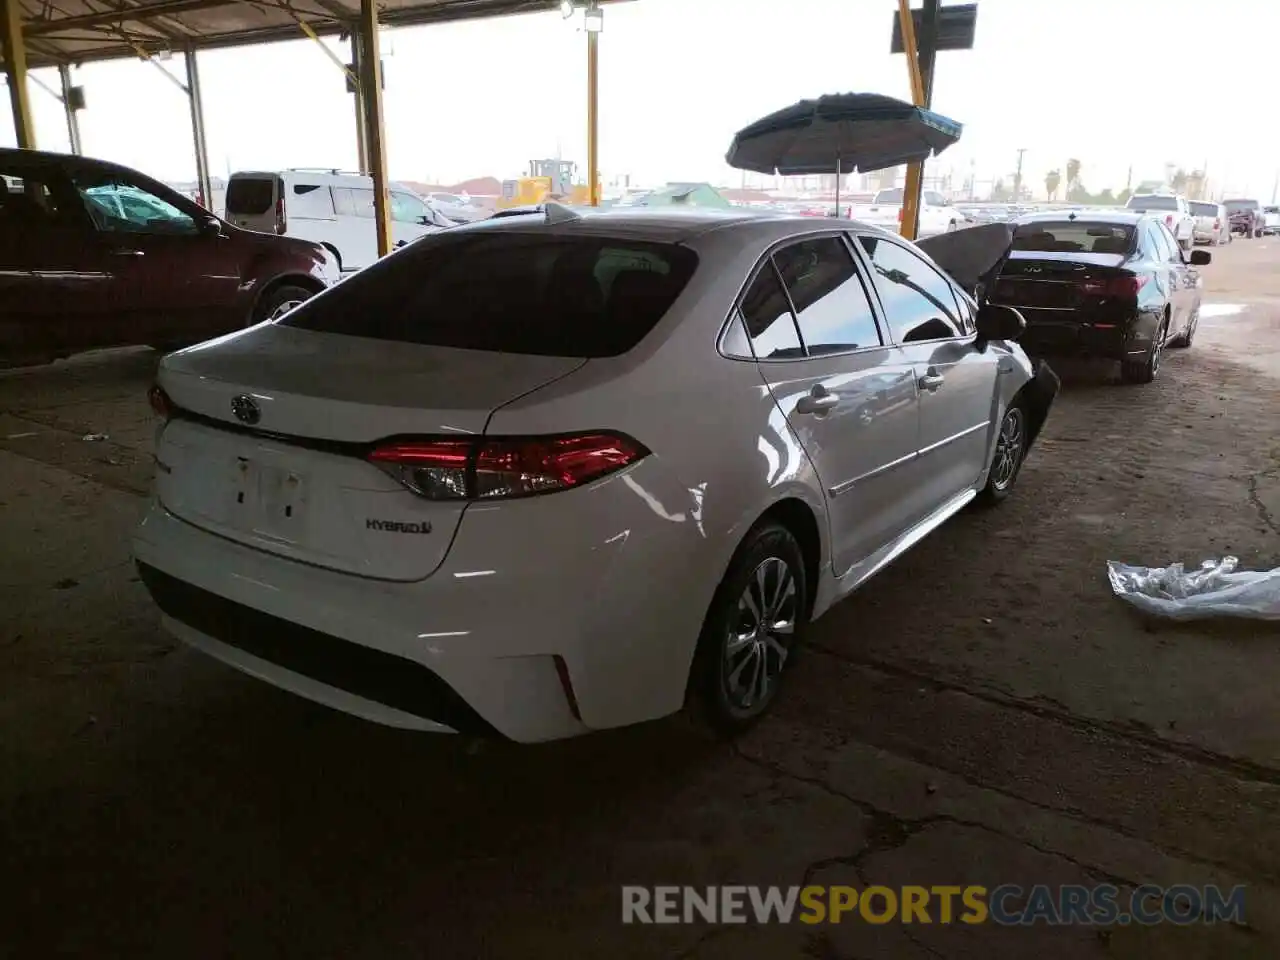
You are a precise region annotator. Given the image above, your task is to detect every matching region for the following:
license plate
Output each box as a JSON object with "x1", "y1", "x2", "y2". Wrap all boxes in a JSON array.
[{"x1": 229, "y1": 456, "x2": 309, "y2": 540}]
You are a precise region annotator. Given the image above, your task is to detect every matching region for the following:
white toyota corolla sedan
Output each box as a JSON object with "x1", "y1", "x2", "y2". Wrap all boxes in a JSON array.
[{"x1": 134, "y1": 206, "x2": 1058, "y2": 742}]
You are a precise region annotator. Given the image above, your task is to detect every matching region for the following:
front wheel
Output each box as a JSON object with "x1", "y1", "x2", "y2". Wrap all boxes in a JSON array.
[
  {"x1": 977, "y1": 402, "x2": 1027, "y2": 506},
  {"x1": 692, "y1": 523, "x2": 809, "y2": 735},
  {"x1": 253, "y1": 284, "x2": 314, "y2": 325},
  {"x1": 1171, "y1": 308, "x2": 1198, "y2": 348}
]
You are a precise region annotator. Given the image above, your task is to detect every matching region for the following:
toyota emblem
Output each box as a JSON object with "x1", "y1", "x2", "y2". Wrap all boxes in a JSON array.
[{"x1": 231, "y1": 395, "x2": 261, "y2": 425}]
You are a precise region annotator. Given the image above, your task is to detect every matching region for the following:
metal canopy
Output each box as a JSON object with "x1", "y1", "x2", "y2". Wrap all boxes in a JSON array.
[{"x1": 6, "y1": 0, "x2": 624, "y2": 69}]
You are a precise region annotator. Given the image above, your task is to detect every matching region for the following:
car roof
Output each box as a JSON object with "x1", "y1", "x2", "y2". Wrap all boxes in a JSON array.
[
  {"x1": 0, "y1": 146, "x2": 148, "y2": 181},
  {"x1": 1013, "y1": 209, "x2": 1146, "y2": 226},
  {"x1": 445, "y1": 206, "x2": 904, "y2": 244}
]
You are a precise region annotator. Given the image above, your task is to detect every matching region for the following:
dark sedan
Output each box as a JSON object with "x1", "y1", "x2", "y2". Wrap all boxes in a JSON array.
[
  {"x1": 0, "y1": 148, "x2": 335, "y2": 368},
  {"x1": 987, "y1": 210, "x2": 1209, "y2": 384}
]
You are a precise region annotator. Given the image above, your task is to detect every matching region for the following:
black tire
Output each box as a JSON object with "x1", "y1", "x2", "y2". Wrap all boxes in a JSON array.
[
  {"x1": 692, "y1": 522, "x2": 809, "y2": 736},
  {"x1": 253, "y1": 284, "x2": 314, "y2": 325},
  {"x1": 1121, "y1": 318, "x2": 1167, "y2": 384},
  {"x1": 977, "y1": 400, "x2": 1028, "y2": 506},
  {"x1": 1171, "y1": 308, "x2": 1198, "y2": 348}
]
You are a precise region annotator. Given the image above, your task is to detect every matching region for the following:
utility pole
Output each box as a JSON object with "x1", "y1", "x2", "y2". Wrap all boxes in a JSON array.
[
  {"x1": 1272, "y1": 169, "x2": 1278, "y2": 205},
  {"x1": 1012, "y1": 148, "x2": 1027, "y2": 202}
]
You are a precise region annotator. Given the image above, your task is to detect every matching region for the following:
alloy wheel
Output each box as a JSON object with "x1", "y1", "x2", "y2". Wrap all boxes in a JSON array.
[
  {"x1": 722, "y1": 556, "x2": 797, "y2": 715},
  {"x1": 267, "y1": 299, "x2": 305, "y2": 321},
  {"x1": 991, "y1": 406, "x2": 1025, "y2": 491}
]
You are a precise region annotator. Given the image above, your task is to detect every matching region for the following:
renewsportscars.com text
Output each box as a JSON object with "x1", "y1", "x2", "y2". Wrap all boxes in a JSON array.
[{"x1": 621, "y1": 884, "x2": 1246, "y2": 926}]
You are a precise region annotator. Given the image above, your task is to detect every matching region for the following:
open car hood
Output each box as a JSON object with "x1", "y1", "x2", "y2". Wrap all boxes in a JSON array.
[{"x1": 916, "y1": 222, "x2": 1016, "y2": 296}]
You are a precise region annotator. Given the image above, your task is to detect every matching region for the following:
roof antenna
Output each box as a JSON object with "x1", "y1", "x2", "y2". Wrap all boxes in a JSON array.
[{"x1": 544, "y1": 201, "x2": 583, "y2": 224}]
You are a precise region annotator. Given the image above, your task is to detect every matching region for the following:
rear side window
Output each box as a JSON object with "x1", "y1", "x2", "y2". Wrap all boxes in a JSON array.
[
  {"x1": 281, "y1": 232, "x2": 698, "y2": 358},
  {"x1": 226, "y1": 177, "x2": 276, "y2": 215},
  {"x1": 739, "y1": 264, "x2": 803, "y2": 359},
  {"x1": 772, "y1": 237, "x2": 882, "y2": 354}
]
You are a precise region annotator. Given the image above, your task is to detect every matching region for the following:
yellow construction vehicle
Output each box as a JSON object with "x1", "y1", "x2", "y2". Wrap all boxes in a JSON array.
[{"x1": 497, "y1": 159, "x2": 599, "y2": 210}]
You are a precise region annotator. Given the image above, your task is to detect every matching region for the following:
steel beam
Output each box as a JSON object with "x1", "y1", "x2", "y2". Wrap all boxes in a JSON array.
[
  {"x1": 357, "y1": 0, "x2": 391, "y2": 257},
  {"x1": 58, "y1": 65, "x2": 83, "y2": 154},
  {"x1": 26, "y1": 0, "x2": 236, "y2": 36},
  {"x1": 1, "y1": 0, "x2": 36, "y2": 148},
  {"x1": 184, "y1": 48, "x2": 213, "y2": 210}
]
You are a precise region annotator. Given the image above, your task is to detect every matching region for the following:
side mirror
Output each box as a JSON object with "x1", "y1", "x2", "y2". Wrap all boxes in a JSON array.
[
  {"x1": 976, "y1": 303, "x2": 1026, "y2": 343},
  {"x1": 1189, "y1": 249, "x2": 1211, "y2": 266},
  {"x1": 199, "y1": 216, "x2": 221, "y2": 237}
]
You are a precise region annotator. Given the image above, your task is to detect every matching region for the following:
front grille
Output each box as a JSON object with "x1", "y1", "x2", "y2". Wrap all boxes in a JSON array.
[{"x1": 137, "y1": 562, "x2": 499, "y2": 737}]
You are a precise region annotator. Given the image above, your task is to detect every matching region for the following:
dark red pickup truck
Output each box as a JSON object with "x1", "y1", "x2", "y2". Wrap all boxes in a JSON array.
[
  {"x1": 0, "y1": 148, "x2": 336, "y2": 368},
  {"x1": 1224, "y1": 198, "x2": 1264, "y2": 238}
]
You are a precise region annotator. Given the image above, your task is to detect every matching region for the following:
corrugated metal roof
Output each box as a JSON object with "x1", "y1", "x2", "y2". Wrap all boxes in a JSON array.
[{"x1": 7, "y1": 0, "x2": 628, "y2": 70}]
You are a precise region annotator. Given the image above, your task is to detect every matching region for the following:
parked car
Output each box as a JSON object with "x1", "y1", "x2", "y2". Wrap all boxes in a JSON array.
[
  {"x1": 0, "y1": 149, "x2": 334, "y2": 369},
  {"x1": 1189, "y1": 200, "x2": 1230, "y2": 245},
  {"x1": 225, "y1": 169, "x2": 454, "y2": 273},
  {"x1": 1223, "y1": 198, "x2": 1264, "y2": 238},
  {"x1": 1124, "y1": 193, "x2": 1195, "y2": 250},
  {"x1": 1263, "y1": 205, "x2": 1280, "y2": 235},
  {"x1": 134, "y1": 207, "x2": 1058, "y2": 742},
  {"x1": 427, "y1": 191, "x2": 487, "y2": 223},
  {"x1": 989, "y1": 210, "x2": 1209, "y2": 384},
  {"x1": 854, "y1": 187, "x2": 968, "y2": 237}
]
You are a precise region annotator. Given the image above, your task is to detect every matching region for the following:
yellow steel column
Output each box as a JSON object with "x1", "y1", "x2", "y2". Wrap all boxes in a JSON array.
[
  {"x1": 1, "y1": 0, "x2": 36, "y2": 149},
  {"x1": 358, "y1": 0, "x2": 391, "y2": 257},
  {"x1": 586, "y1": 28, "x2": 599, "y2": 205},
  {"x1": 896, "y1": 0, "x2": 924, "y2": 241}
]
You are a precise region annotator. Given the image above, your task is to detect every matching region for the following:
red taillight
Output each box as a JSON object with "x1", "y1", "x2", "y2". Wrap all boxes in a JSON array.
[
  {"x1": 274, "y1": 196, "x2": 286, "y2": 235},
  {"x1": 148, "y1": 383, "x2": 173, "y2": 420},
  {"x1": 1214, "y1": 219, "x2": 1221, "y2": 229},
  {"x1": 1080, "y1": 274, "x2": 1149, "y2": 297},
  {"x1": 1165, "y1": 214, "x2": 1174, "y2": 227},
  {"x1": 367, "y1": 433, "x2": 648, "y2": 501}
]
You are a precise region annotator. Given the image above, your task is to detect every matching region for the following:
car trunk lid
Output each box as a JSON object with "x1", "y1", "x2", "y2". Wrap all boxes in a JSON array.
[
  {"x1": 153, "y1": 323, "x2": 585, "y2": 581},
  {"x1": 992, "y1": 251, "x2": 1130, "y2": 311}
]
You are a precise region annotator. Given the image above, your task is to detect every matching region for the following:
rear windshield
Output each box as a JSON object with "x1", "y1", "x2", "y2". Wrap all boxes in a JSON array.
[
  {"x1": 226, "y1": 177, "x2": 276, "y2": 215},
  {"x1": 1190, "y1": 201, "x2": 1218, "y2": 216},
  {"x1": 1127, "y1": 195, "x2": 1176, "y2": 211},
  {"x1": 281, "y1": 231, "x2": 699, "y2": 357},
  {"x1": 1012, "y1": 222, "x2": 1134, "y2": 254},
  {"x1": 1224, "y1": 199, "x2": 1258, "y2": 211},
  {"x1": 875, "y1": 188, "x2": 903, "y2": 203}
]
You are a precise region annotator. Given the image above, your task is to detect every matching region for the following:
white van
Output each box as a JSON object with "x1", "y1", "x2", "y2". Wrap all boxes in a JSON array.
[{"x1": 224, "y1": 169, "x2": 453, "y2": 273}]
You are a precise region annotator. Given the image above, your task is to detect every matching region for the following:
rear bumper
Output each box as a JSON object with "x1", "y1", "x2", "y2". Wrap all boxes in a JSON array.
[{"x1": 1016, "y1": 313, "x2": 1146, "y2": 360}]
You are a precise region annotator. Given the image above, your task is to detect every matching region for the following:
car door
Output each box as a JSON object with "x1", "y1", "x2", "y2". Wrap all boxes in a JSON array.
[
  {"x1": 0, "y1": 161, "x2": 127, "y2": 361},
  {"x1": 1149, "y1": 221, "x2": 1191, "y2": 339},
  {"x1": 731, "y1": 234, "x2": 922, "y2": 577},
  {"x1": 855, "y1": 233, "x2": 1002, "y2": 514},
  {"x1": 332, "y1": 187, "x2": 380, "y2": 271},
  {"x1": 389, "y1": 190, "x2": 441, "y2": 249},
  {"x1": 71, "y1": 171, "x2": 244, "y2": 343}
]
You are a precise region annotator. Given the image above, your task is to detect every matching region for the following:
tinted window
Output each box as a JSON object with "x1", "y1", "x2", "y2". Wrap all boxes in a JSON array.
[
  {"x1": 875, "y1": 188, "x2": 903, "y2": 204},
  {"x1": 226, "y1": 177, "x2": 275, "y2": 215},
  {"x1": 1189, "y1": 202, "x2": 1218, "y2": 217},
  {"x1": 857, "y1": 236, "x2": 962, "y2": 343},
  {"x1": 1012, "y1": 221, "x2": 1134, "y2": 254},
  {"x1": 739, "y1": 264, "x2": 803, "y2": 359},
  {"x1": 1224, "y1": 199, "x2": 1258, "y2": 211},
  {"x1": 282, "y1": 233, "x2": 698, "y2": 358},
  {"x1": 0, "y1": 165, "x2": 86, "y2": 231},
  {"x1": 1127, "y1": 195, "x2": 1177, "y2": 211},
  {"x1": 772, "y1": 237, "x2": 881, "y2": 354}
]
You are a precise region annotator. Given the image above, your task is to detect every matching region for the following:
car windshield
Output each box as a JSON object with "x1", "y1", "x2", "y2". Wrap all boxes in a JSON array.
[
  {"x1": 1012, "y1": 222, "x2": 1134, "y2": 254},
  {"x1": 281, "y1": 231, "x2": 699, "y2": 357},
  {"x1": 1127, "y1": 195, "x2": 1177, "y2": 211},
  {"x1": 1190, "y1": 202, "x2": 1218, "y2": 216}
]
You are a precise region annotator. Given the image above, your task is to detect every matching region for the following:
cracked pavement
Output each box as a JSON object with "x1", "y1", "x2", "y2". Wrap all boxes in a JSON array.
[{"x1": 2, "y1": 240, "x2": 1280, "y2": 958}]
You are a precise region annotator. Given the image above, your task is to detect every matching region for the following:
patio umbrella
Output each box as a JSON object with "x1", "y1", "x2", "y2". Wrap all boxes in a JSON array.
[{"x1": 725, "y1": 92, "x2": 963, "y2": 214}]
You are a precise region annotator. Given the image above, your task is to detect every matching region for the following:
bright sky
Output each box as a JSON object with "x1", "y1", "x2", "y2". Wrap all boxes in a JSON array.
[{"x1": 5, "y1": 0, "x2": 1279, "y2": 199}]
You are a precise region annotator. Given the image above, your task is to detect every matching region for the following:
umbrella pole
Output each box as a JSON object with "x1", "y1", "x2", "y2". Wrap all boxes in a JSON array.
[{"x1": 834, "y1": 156, "x2": 841, "y2": 217}]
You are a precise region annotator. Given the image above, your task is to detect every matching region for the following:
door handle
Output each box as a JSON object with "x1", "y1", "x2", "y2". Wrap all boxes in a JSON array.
[
  {"x1": 918, "y1": 372, "x2": 946, "y2": 392},
  {"x1": 109, "y1": 249, "x2": 144, "y2": 257},
  {"x1": 796, "y1": 389, "x2": 840, "y2": 415}
]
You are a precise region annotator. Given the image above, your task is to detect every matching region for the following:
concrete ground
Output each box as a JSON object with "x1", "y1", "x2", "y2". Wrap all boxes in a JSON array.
[{"x1": 3, "y1": 238, "x2": 1280, "y2": 959}]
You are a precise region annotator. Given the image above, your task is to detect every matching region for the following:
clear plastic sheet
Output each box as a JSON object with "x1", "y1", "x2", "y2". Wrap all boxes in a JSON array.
[{"x1": 1107, "y1": 557, "x2": 1280, "y2": 621}]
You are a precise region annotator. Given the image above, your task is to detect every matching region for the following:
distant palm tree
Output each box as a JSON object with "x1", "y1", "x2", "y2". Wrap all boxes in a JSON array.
[
  {"x1": 1171, "y1": 168, "x2": 1189, "y2": 194},
  {"x1": 1045, "y1": 169, "x2": 1061, "y2": 201},
  {"x1": 1066, "y1": 158, "x2": 1081, "y2": 195}
]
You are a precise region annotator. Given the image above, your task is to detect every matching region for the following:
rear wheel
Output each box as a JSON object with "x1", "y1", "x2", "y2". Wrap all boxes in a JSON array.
[
  {"x1": 253, "y1": 284, "x2": 313, "y2": 325},
  {"x1": 1121, "y1": 318, "x2": 1166, "y2": 384},
  {"x1": 1171, "y1": 308, "x2": 1198, "y2": 348},
  {"x1": 692, "y1": 522, "x2": 808, "y2": 735}
]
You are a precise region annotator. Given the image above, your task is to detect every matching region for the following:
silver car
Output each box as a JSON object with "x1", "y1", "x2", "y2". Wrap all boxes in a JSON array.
[
  {"x1": 134, "y1": 207, "x2": 1058, "y2": 739},
  {"x1": 1190, "y1": 200, "x2": 1230, "y2": 245}
]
